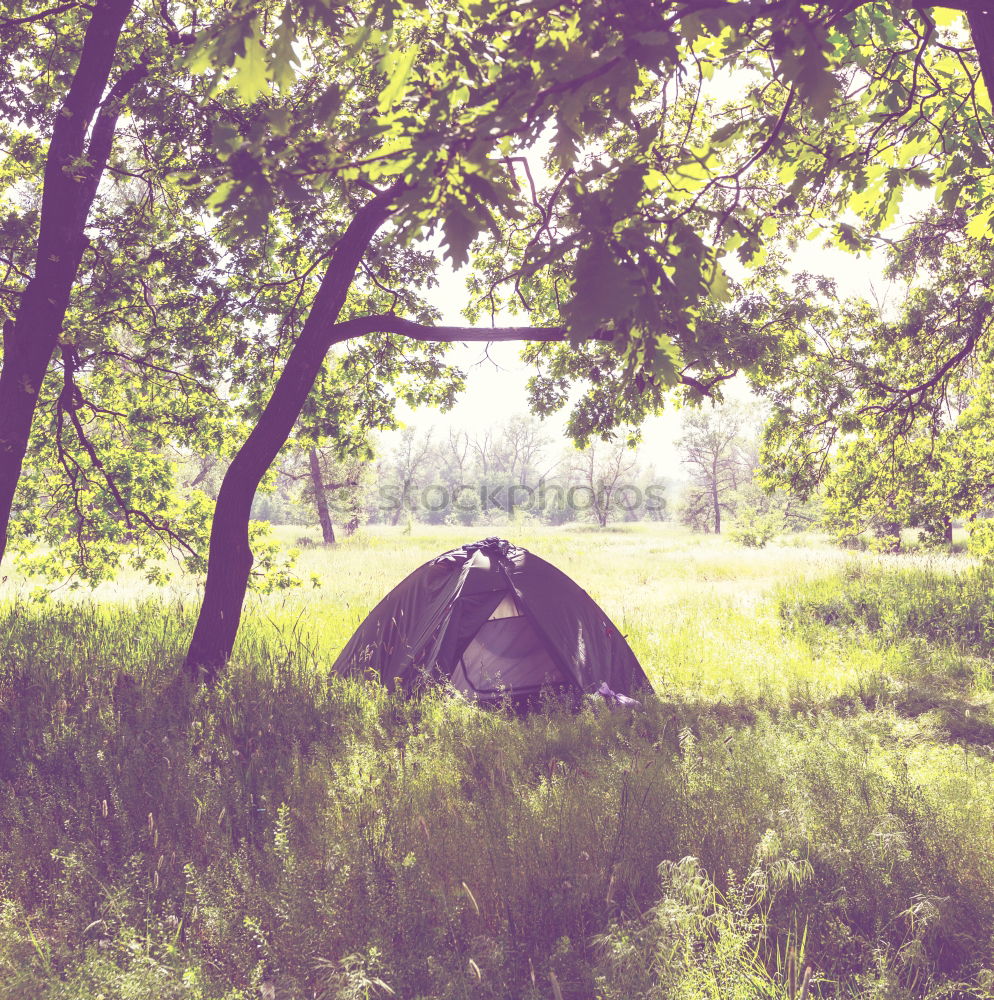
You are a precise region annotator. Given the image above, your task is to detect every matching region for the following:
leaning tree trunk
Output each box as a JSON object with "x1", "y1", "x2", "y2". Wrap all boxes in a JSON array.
[
  {"x1": 184, "y1": 192, "x2": 396, "y2": 679},
  {"x1": 308, "y1": 447, "x2": 336, "y2": 544},
  {"x1": 0, "y1": 0, "x2": 138, "y2": 563}
]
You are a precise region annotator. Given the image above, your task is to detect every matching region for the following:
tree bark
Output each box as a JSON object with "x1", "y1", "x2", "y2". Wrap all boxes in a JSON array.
[
  {"x1": 184, "y1": 191, "x2": 397, "y2": 678},
  {"x1": 308, "y1": 447, "x2": 336, "y2": 544},
  {"x1": 0, "y1": 0, "x2": 137, "y2": 563},
  {"x1": 968, "y1": 12, "x2": 994, "y2": 106}
]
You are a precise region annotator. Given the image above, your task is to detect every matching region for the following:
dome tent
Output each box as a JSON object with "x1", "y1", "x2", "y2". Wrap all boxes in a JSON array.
[{"x1": 331, "y1": 537, "x2": 649, "y2": 704}]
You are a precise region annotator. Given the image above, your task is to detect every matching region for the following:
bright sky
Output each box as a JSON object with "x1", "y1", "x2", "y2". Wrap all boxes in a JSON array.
[{"x1": 384, "y1": 233, "x2": 897, "y2": 481}]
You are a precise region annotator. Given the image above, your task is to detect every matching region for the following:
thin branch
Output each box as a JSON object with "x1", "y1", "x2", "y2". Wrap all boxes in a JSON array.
[{"x1": 0, "y1": 2, "x2": 84, "y2": 36}]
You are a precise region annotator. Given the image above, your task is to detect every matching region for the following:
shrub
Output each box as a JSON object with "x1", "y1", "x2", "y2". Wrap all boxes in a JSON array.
[{"x1": 729, "y1": 506, "x2": 781, "y2": 548}]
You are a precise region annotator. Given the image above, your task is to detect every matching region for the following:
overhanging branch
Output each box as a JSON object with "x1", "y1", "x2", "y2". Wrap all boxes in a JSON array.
[
  {"x1": 0, "y1": 2, "x2": 81, "y2": 36},
  {"x1": 328, "y1": 314, "x2": 615, "y2": 343},
  {"x1": 329, "y1": 314, "x2": 733, "y2": 396},
  {"x1": 680, "y1": 370, "x2": 738, "y2": 395}
]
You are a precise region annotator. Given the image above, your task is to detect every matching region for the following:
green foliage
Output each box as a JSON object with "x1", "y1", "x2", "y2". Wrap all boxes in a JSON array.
[
  {"x1": 676, "y1": 401, "x2": 813, "y2": 541},
  {"x1": 595, "y1": 850, "x2": 813, "y2": 1000},
  {"x1": 967, "y1": 518, "x2": 994, "y2": 564},
  {"x1": 7, "y1": 0, "x2": 994, "y2": 604},
  {"x1": 758, "y1": 216, "x2": 994, "y2": 549},
  {"x1": 174, "y1": 0, "x2": 994, "y2": 450},
  {"x1": 1, "y1": 0, "x2": 465, "y2": 587},
  {"x1": 779, "y1": 560, "x2": 994, "y2": 663},
  {"x1": 0, "y1": 899, "x2": 250, "y2": 1000},
  {"x1": 729, "y1": 506, "x2": 781, "y2": 549},
  {"x1": 248, "y1": 521, "x2": 301, "y2": 593}
]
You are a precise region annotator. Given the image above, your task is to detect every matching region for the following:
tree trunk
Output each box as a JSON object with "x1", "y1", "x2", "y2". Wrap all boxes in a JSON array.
[
  {"x1": 0, "y1": 0, "x2": 137, "y2": 563},
  {"x1": 184, "y1": 191, "x2": 396, "y2": 679},
  {"x1": 390, "y1": 484, "x2": 408, "y2": 526},
  {"x1": 308, "y1": 448, "x2": 336, "y2": 544},
  {"x1": 0, "y1": 315, "x2": 54, "y2": 553},
  {"x1": 188, "y1": 455, "x2": 215, "y2": 489},
  {"x1": 969, "y1": 14, "x2": 994, "y2": 106},
  {"x1": 596, "y1": 492, "x2": 609, "y2": 527},
  {"x1": 879, "y1": 520, "x2": 902, "y2": 553},
  {"x1": 712, "y1": 486, "x2": 721, "y2": 534}
]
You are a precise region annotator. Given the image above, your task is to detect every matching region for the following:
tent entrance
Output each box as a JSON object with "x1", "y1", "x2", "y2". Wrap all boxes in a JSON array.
[{"x1": 450, "y1": 596, "x2": 570, "y2": 698}]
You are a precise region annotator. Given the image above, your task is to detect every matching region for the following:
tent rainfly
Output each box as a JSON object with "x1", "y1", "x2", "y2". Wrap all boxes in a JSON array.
[{"x1": 331, "y1": 537, "x2": 649, "y2": 704}]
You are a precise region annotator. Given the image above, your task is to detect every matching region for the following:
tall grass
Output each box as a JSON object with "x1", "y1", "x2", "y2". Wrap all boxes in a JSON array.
[{"x1": 1, "y1": 528, "x2": 993, "y2": 998}]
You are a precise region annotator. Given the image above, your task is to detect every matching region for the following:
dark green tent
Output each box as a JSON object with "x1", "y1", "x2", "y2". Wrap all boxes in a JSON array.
[{"x1": 331, "y1": 537, "x2": 649, "y2": 704}]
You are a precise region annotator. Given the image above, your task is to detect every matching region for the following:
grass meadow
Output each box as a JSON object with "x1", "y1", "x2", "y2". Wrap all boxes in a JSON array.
[{"x1": 2, "y1": 524, "x2": 993, "y2": 998}]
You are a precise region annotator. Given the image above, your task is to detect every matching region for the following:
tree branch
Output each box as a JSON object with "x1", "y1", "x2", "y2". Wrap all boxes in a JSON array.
[
  {"x1": 327, "y1": 314, "x2": 615, "y2": 343},
  {"x1": 680, "y1": 370, "x2": 738, "y2": 395},
  {"x1": 81, "y1": 57, "x2": 150, "y2": 204},
  {"x1": 0, "y1": 2, "x2": 84, "y2": 36},
  {"x1": 329, "y1": 315, "x2": 739, "y2": 401}
]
